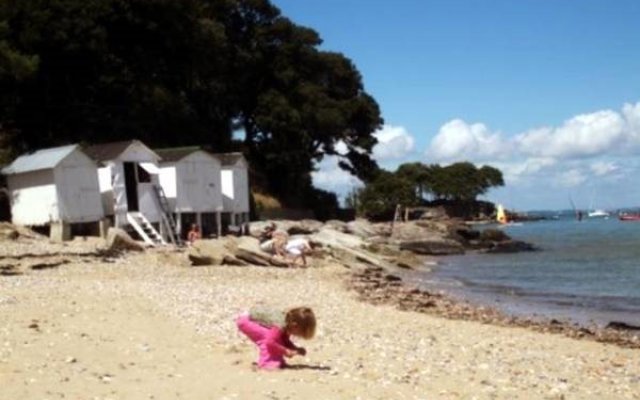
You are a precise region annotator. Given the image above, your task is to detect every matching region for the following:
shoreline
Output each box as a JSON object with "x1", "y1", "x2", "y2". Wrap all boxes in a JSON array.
[
  {"x1": 403, "y1": 252, "x2": 640, "y2": 329},
  {"x1": 348, "y1": 261, "x2": 640, "y2": 350}
]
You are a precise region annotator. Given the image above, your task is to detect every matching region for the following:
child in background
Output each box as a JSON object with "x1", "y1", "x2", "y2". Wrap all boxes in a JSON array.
[
  {"x1": 187, "y1": 224, "x2": 201, "y2": 245},
  {"x1": 285, "y1": 237, "x2": 313, "y2": 267},
  {"x1": 236, "y1": 306, "x2": 316, "y2": 370}
]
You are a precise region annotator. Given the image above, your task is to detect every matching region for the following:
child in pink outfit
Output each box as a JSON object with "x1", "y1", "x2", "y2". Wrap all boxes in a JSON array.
[{"x1": 236, "y1": 306, "x2": 316, "y2": 370}]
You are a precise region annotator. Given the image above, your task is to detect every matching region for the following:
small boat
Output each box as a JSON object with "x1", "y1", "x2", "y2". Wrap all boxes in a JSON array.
[
  {"x1": 588, "y1": 209, "x2": 610, "y2": 218},
  {"x1": 619, "y1": 213, "x2": 640, "y2": 221}
]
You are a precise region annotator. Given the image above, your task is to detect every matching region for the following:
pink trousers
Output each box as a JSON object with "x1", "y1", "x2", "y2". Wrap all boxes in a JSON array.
[{"x1": 236, "y1": 314, "x2": 286, "y2": 369}]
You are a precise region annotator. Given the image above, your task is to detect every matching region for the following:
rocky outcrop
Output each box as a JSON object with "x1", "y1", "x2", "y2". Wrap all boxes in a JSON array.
[
  {"x1": 104, "y1": 228, "x2": 145, "y2": 253},
  {"x1": 399, "y1": 240, "x2": 465, "y2": 255},
  {"x1": 187, "y1": 236, "x2": 289, "y2": 267},
  {"x1": 0, "y1": 223, "x2": 20, "y2": 240},
  {"x1": 0, "y1": 222, "x2": 42, "y2": 241},
  {"x1": 323, "y1": 219, "x2": 349, "y2": 233},
  {"x1": 188, "y1": 239, "x2": 244, "y2": 266},
  {"x1": 235, "y1": 236, "x2": 290, "y2": 267},
  {"x1": 346, "y1": 219, "x2": 386, "y2": 238},
  {"x1": 248, "y1": 220, "x2": 323, "y2": 238},
  {"x1": 388, "y1": 221, "x2": 466, "y2": 256},
  {"x1": 309, "y1": 227, "x2": 365, "y2": 249}
]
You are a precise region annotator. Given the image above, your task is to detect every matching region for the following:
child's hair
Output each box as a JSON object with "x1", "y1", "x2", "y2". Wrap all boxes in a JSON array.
[{"x1": 285, "y1": 307, "x2": 316, "y2": 339}]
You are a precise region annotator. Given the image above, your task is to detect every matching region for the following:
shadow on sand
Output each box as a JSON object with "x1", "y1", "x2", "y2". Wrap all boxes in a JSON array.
[{"x1": 284, "y1": 364, "x2": 331, "y2": 371}]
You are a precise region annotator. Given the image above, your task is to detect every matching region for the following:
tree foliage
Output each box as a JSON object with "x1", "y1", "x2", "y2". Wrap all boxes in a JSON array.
[
  {"x1": 0, "y1": 0, "x2": 383, "y2": 207},
  {"x1": 356, "y1": 171, "x2": 417, "y2": 220},
  {"x1": 355, "y1": 161, "x2": 505, "y2": 219}
]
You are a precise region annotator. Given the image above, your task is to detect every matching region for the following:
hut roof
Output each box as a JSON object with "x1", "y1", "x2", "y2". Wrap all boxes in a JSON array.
[
  {"x1": 214, "y1": 152, "x2": 246, "y2": 166},
  {"x1": 84, "y1": 140, "x2": 138, "y2": 162},
  {"x1": 154, "y1": 146, "x2": 203, "y2": 163},
  {"x1": 1, "y1": 144, "x2": 79, "y2": 175}
]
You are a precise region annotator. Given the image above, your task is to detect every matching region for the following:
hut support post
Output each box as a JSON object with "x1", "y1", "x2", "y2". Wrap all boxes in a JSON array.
[
  {"x1": 176, "y1": 212, "x2": 182, "y2": 238},
  {"x1": 216, "y1": 212, "x2": 222, "y2": 238},
  {"x1": 50, "y1": 221, "x2": 72, "y2": 242}
]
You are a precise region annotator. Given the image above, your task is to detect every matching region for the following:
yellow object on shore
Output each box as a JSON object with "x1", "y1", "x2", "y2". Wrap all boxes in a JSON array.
[{"x1": 496, "y1": 204, "x2": 508, "y2": 224}]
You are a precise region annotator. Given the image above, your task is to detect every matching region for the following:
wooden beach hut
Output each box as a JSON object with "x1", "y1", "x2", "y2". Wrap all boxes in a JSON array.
[
  {"x1": 1, "y1": 144, "x2": 104, "y2": 240},
  {"x1": 85, "y1": 140, "x2": 177, "y2": 245},
  {"x1": 156, "y1": 147, "x2": 223, "y2": 238},
  {"x1": 215, "y1": 152, "x2": 250, "y2": 233}
]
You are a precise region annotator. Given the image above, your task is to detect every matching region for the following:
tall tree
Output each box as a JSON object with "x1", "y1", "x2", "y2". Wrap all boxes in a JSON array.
[
  {"x1": 356, "y1": 171, "x2": 417, "y2": 219},
  {"x1": 219, "y1": 0, "x2": 382, "y2": 202},
  {"x1": 0, "y1": 0, "x2": 383, "y2": 209}
]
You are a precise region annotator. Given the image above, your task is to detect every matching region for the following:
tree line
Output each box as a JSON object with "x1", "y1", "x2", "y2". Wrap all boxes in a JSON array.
[
  {"x1": 0, "y1": 0, "x2": 382, "y2": 213},
  {"x1": 349, "y1": 162, "x2": 504, "y2": 219}
]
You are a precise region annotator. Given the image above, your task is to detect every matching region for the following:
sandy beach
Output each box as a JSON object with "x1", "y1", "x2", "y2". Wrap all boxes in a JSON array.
[{"x1": 2, "y1": 237, "x2": 640, "y2": 400}]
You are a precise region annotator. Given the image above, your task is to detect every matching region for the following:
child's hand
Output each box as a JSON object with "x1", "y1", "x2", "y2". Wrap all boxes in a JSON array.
[
  {"x1": 296, "y1": 347, "x2": 306, "y2": 356},
  {"x1": 284, "y1": 349, "x2": 297, "y2": 358}
]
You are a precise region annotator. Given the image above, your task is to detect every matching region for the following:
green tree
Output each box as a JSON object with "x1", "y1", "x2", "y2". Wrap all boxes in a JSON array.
[
  {"x1": 395, "y1": 162, "x2": 434, "y2": 202},
  {"x1": 222, "y1": 2, "x2": 382, "y2": 201},
  {"x1": 0, "y1": 0, "x2": 383, "y2": 211},
  {"x1": 429, "y1": 162, "x2": 504, "y2": 201},
  {"x1": 357, "y1": 171, "x2": 416, "y2": 219}
]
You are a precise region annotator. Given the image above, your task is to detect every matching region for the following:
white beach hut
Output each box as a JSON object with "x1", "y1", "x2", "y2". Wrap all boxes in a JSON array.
[
  {"x1": 156, "y1": 147, "x2": 223, "y2": 238},
  {"x1": 215, "y1": 152, "x2": 250, "y2": 232},
  {"x1": 85, "y1": 140, "x2": 177, "y2": 245},
  {"x1": 1, "y1": 144, "x2": 104, "y2": 239}
]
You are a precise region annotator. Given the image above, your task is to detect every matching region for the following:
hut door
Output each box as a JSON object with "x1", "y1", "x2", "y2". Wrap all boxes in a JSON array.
[{"x1": 123, "y1": 162, "x2": 139, "y2": 211}]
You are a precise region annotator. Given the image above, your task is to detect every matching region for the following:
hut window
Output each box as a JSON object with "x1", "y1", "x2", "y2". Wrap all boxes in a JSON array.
[{"x1": 137, "y1": 164, "x2": 151, "y2": 183}]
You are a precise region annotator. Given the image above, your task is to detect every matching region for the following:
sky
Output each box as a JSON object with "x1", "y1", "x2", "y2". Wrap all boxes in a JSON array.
[{"x1": 271, "y1": 0, "x2": 640, "y2": 211}]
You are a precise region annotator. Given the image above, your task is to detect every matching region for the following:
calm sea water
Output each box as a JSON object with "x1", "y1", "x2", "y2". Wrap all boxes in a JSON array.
[{"x1": 406, "y1": 214, "x2": 640, "y2": 327}]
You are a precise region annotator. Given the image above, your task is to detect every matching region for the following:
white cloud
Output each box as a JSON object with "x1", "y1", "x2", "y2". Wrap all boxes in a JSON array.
[
  {"x1": 590, "y1": 161, "x2": 619, "y2": 176},
  {"x1": 557, "y1": 168, "x2": 588, "y2": 187},
  {"x1": 622, "y1": 102, "x2": 640, "y2": 149},
  {"x1": 494, "y1": 157, "x2": 557, "y2": 183},
  {"x1": 426, "y1": 119, "x2": 508, "y2": 162},
  {"x1": 312, "y1": 101, "x2": 640, "y2": 209},
  {"x1": 516, "y1": 110, "x2": 626, "y2": 158},
  {"x1": 372, "y1": 125, "x2": 415, "y2": 160},
  {"x1": 311, "y1": 155, "x2": 362, "y2": 194}
]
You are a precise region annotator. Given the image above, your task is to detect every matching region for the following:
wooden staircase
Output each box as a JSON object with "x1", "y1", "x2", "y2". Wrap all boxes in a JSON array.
[
  {"x1": 126, "y1": 212, "x2": 166, "y2": 246},
  {"x1": 152, "y1": 184, "x2": 181, "y2": 246}
]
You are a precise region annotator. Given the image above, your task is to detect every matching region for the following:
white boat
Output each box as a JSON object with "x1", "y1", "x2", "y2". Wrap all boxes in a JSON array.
[{"x1": 588, "y1": 209, "x2": 610, "y2": 218}]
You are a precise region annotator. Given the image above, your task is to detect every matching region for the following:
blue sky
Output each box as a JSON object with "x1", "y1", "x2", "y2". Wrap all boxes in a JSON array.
[{"x1": 273, "y1": 0, "x2": 640, "y2": 211}]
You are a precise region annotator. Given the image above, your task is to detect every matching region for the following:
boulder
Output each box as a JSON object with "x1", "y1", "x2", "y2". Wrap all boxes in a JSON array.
[
  {"x1": 0, "y1": 222, "x2": 20, "y2": 240},
  {"x1": 333, "y1": 246, "x2": 398, "y2": 271},
  {"x1": 188, "y1": 239, "x2": 236, "y2": 266},
  {"x1": 283, "y1": 219, "x2": 324, "y2": 235},
  {"x1": 606, "y1": 321, "x2": 640, "y2": 331},
  {"x1": 479, "y1": 228, "x2": 510, "y2": 243},
  {"x1": 345, "y1": 219, "x2": 380, "y2": 238},
  {"x1": 235, "y1": 236, "x2": 290, "y2": 267},
  {"x1": 398, "y1": 239, "x2": 465, "y2": 255},
  {"x1": 248, "y1": 221, "x2": 275, "y2": 238},
  {"x1": 447, "y1": 223, "x2": 481, "y2": 243},
  {"x1": 104, "y1": 228, "x2": 145, "y2": 253},
  {"x1": 324, "y1": 220, "x2": 349, "y2": 233},
  {"x1": 391, "y1": 221, "x2": 450, "y2": 242},
  {"x1": 248, "y1": 219, "x2": 323, "y2": 238},
  {"x1": 309, "y1": 228, "x2": 365, "y2": 249}
]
